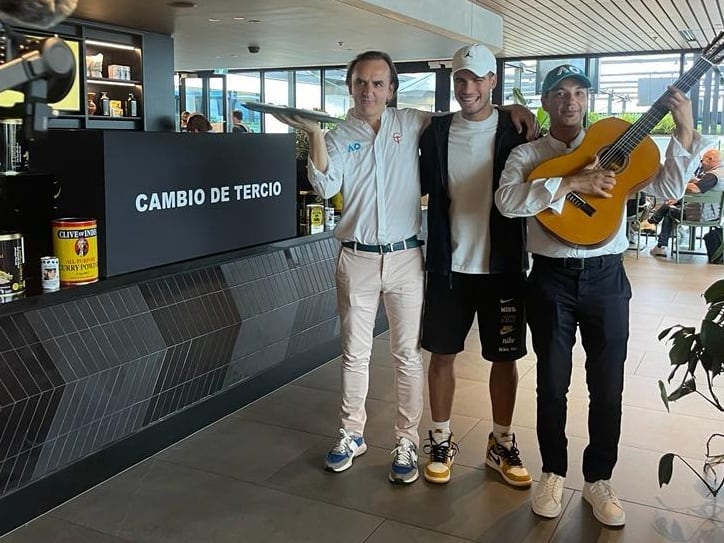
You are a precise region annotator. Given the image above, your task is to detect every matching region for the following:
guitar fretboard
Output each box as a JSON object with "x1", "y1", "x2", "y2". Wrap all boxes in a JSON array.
[{"x1": 599, "y1": 55, "x2": 715, "y2": 170}]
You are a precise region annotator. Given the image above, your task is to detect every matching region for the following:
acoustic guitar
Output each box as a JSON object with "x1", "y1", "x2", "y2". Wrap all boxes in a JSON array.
[{"x1": 529, "y1": 32, "x2": 724, "y2": 247}]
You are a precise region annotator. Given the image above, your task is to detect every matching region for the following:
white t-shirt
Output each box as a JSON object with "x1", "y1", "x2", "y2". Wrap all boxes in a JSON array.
[{"x1": 448, "y1": 109, "x2": 498, "y2": 274}]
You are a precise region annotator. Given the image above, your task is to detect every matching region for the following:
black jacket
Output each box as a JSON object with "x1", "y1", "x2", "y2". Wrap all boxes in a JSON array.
[{"x1": 420, "y1": 109, "x2": 529, "y2": 275}]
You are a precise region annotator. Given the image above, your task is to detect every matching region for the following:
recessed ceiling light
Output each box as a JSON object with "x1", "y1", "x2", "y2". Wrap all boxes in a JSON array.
[
  {"x1": 167, "y1": 1, "x2": 196, "y2": 7},
  {"x1": 679, "y1": 29, "x2": 697, "y2": 42},
  {"x1": 233, "y1": 16, "x2": 245, "y2": 21},
  {"x1": 209, "y1": 18, "x2": 221, "y2": 22}
]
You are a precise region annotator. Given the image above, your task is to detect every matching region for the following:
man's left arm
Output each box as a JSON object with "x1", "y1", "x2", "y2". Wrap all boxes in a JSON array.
[
  {"x1": 694, "y1": 172, "x2": 718, "y2": 193},
  {"x1": 648, "y1": 87, "x2": 708, "y2": 199}
]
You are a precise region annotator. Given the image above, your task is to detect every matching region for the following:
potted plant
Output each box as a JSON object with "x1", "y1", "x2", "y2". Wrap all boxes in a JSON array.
[{"x1": 657, "y1": 278, "x2": 724, "y2": 496}]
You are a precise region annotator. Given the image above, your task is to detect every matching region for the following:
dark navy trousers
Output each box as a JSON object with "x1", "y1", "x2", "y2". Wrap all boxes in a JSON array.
[{"x1": 527, "y1": 253, "x2": 630, "y2": 483}]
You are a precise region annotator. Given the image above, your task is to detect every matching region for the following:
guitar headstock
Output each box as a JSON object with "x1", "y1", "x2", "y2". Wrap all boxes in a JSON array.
[{"x1": 702, "y1": 32, "x2": 724, "y2": 65}]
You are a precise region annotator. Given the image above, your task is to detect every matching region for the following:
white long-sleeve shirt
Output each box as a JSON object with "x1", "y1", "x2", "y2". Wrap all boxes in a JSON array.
[
  {"x1": 307, "y1": 107, "x2": 428, "y2": 245},
  {"x1": 495, "y1": 130, "x2": 706, "y2": 258}
]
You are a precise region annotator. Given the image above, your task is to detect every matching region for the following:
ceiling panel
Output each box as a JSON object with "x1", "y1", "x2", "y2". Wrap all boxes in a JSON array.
[
  {"x1": 65, "y1": 0, "x2": 724, "y2": 70},
  {"x1": 473, "y1": 0, "x2": 724, "y2": 57}
]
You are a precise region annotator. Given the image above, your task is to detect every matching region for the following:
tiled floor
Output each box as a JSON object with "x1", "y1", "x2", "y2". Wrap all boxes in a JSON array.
[{"x1": 3, "y1": 246, "x2": 724, "y2": 542}]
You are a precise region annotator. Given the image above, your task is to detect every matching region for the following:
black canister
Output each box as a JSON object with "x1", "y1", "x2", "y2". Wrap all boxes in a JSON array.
[
  {"x1": 126, "y1": 93, "x2": 137, "y2": 117},
  {"x1": 0, "y1": 231, "x2": 24, "y2": 298}
]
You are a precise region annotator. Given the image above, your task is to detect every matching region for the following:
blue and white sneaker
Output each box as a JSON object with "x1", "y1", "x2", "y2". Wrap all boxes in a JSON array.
[
  {"x1": 389, "y1": 437, "x2": 419, "y2": 484},
  {"x1": 324, "y1": 428, "x2": 367, "y2": 472}
]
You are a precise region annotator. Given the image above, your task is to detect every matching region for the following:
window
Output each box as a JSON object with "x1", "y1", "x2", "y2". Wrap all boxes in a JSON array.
[
  {"x1": 263, "y1": 71, "x2": 292, "y2": 133},
  {"x1": 323, "y1": 69, "x2": 349, "y2": 118},
  {"x1": 397, "y1": 72, "x2": 435, "y2": 112},
  {"x1": 207, "y1": 76, "x2": 224, "y2": 132},
  {"x1": 295, "y1": 69, "x2": 321, "y2": 110},
  {"x1": 227, "y1": 73, "x2": 261, "y2": 132}
]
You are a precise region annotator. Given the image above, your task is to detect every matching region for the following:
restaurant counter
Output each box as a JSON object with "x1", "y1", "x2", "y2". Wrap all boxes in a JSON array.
[
  {"x1": 29, "y1": 130, "x2": 297, "y2": 278},
  {"x1": 0, "y1": 231, "x2": 388, "y2": 536}
]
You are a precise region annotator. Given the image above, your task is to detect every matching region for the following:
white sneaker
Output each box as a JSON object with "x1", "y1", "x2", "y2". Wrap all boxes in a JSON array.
[
  {"x1": 650, "y1": 245, "x2": 667, "y2": 257},
  {"x1": 583, "y1": 480, "x2": 626, "y2": 527},
  {"x1": 531, "y1": 472, "x2": 565, "y2": 518}
]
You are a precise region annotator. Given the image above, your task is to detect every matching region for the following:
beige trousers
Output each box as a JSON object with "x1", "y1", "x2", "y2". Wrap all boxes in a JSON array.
[{"x1": 335, "y1": 246, "x2": 425, "y2": 447}]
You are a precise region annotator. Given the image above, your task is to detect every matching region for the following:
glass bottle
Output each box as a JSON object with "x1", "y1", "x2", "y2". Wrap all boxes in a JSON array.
[
  {"x1": 99, "y1": 91, "x2": 110, "y2": 116},
  {"x1": 126, "y1": 93, "x2": 137, "y2": 117}
]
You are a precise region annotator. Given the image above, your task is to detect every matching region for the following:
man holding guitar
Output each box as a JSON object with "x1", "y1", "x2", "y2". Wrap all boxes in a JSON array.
[{"x1": 495, "y1": 64, "x2": 706, "y2": 527}]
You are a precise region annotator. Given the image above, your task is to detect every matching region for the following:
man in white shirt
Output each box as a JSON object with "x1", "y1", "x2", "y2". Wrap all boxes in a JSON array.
[
  {"x1": 275, "y1": 50, "x2": 535, "y2": 485},
  {"x1": 419, "y1": 44, "x2": 531, "y2": 489},
  {"x1": 495, "y1": 64, "x2": 704, "y2": 526}
]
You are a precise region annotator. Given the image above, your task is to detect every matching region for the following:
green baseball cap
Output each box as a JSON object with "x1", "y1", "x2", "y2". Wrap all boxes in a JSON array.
[{"x1": 541, "y1": 64, "x2": 592, "y2": 93}]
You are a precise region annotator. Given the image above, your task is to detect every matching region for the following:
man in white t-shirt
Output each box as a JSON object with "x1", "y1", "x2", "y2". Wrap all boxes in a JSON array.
[{"x1": 419, "y1": 44, "x2": 531, "y2": 487}]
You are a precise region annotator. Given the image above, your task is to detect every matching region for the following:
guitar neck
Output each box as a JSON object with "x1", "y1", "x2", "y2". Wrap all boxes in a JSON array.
[{"x1": 600, "y1": 56, "x2": 713, "y2": 169}]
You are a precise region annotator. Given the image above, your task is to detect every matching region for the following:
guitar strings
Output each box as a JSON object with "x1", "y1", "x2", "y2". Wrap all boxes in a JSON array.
[{"x1": 597, "y1": 56, "x2": 713, "y2": 171}]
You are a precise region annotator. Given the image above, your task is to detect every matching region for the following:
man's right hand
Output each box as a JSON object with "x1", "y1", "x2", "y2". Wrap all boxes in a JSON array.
[
  {"x1": 558, "y1": 156, "x2": 616, "y2": 199},
  {"x1": 271, "y1": 113, "x2": 329, "y2": 174}
]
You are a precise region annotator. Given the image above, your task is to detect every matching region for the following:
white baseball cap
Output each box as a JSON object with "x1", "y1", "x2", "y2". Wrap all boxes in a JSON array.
[{"x1": 452, "y1": 44, "x2": 497, "y2": 77}]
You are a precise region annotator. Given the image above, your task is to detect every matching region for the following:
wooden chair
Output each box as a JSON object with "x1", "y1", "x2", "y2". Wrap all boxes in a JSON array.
[{"x1": 671, "y1": 190, "x2": 724, "y2": 262}]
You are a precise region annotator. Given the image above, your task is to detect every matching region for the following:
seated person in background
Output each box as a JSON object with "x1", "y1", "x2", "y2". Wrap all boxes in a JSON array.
[
  {"x1": 232, "y1": 110, "x2": 251, "y2": 132},
  {"x1": 186, "y1": 113, "x2": 214, "y2": 133},
  {"x1": 625, "y1": 192, "x2": 652, "y2": 245},
  {"x1": 648, "y1": 148, "x2": 724, "y2": 257},
  {"x1": 180, "y1": 110, "x2": 191, "y2": 131}
]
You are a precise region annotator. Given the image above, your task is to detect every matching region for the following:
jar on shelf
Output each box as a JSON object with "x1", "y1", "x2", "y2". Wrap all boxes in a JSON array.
[
  {"x1": 87, "y1": 92, "x2": 97, "y2": 115},
  {"x1": 86, "y1": 53, "x2": 103, "y2": 78}
]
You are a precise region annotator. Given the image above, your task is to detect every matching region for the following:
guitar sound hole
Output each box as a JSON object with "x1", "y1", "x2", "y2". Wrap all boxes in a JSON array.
[{"x1": 598, "y1": 146, "x2": 629, "y2": 174}]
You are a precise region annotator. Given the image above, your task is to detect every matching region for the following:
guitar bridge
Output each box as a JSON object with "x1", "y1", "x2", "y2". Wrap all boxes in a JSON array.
[{"x1": 567, "y1": 192, "x2": 596, "y2": 216}]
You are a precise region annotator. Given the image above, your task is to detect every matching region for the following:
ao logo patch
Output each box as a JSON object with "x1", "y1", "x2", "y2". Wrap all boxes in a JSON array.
[{"x1": 347, "y1": 142, "x2": 362, "y2": 152}]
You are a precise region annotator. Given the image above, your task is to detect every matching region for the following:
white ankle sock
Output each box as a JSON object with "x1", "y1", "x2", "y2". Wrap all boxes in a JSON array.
[
  {"x1": 493, "y1": 424, "x2": 513, "y2": 450},
  {"x1": 432, "y1": 420, "x2": 451, "y2": 442}
]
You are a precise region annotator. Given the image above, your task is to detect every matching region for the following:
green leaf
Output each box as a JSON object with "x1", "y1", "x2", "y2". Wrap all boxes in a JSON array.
[
  {"x1": 699, "y1": 351, "x2": 722, "y2": 382},
  {"x1": 704, "y1": 279, "x2": 724, "y2": 305},
  {"x1": 701, "y1": 318, "x2": 724, "y2": 358},
  {"x1": 659, "y1": 453, "x2": 675, "y2": 487},
  {"x1": 669, "y1": 333, "x2": 696, "y2": 365},
  {"x1": 704, "y1": 302, "x2": 724, "y2": 327},
  {"x1": 658, "y1": 326, "x2": 676, "y2": 341},
  {"x1": 535, "y1": 108, "x2": 549, "y2": 130},
  {"x1": 511, "y1": 87, "x2": 527, "y2": 105},
  {"x1": 658, "y1": 380, "x2": 670, "y2": 412},
  {"x1": 667, "y1": 378, "x2": 696, "y2": 402}
]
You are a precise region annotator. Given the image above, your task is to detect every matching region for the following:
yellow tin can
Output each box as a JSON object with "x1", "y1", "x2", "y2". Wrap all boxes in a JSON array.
[
  {"x1": 307, "y1": 204, "x2": 324, "y2": 235},
  {"x1": 51, "y1": 218, "x2": 99, "y2": 286}
]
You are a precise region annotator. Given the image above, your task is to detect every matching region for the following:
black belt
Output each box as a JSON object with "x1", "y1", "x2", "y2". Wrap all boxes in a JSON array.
[
  {"x1": 533, "y1": 253, "x2": 623, "y2": 271},
  {"x1": 342, "y1": 236, "x2": 424, "y2": 254}
]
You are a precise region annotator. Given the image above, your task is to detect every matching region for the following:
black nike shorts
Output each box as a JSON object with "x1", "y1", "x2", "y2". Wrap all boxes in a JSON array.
[{"x1": 421, "y1": 271, "x2": 527, "y2": 361}]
